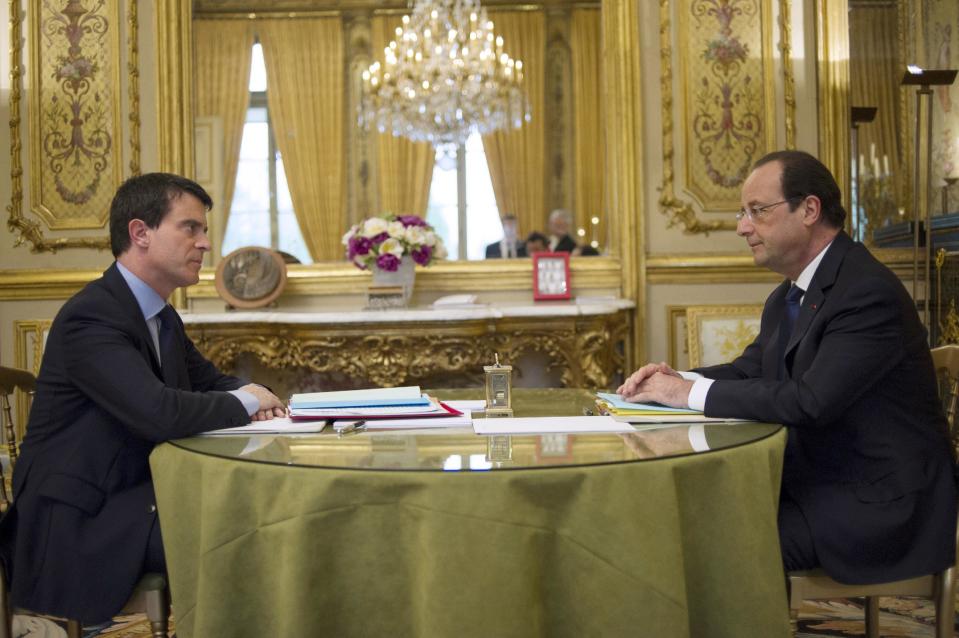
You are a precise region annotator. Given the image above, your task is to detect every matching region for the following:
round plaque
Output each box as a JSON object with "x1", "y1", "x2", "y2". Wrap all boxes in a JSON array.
[{"x1": 215, "y1": 246, "x2": 287, "y2": 309}]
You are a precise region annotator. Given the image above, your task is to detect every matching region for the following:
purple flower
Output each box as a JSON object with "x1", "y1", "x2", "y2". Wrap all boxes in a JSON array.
[
  {"x1": 376, "y1": 253, "x2": 401, "y2": 272},
  {"x1": 397, "y1": 215, "x2": 428, "y2": 228},
  {"x1": 370, "y1": 232, "x2": 389, "y2": 244},
  {"x1": 349, "y1": 236, "x2": 373, "y2": 258},
  {"x1": 411, "y1": 246, "x2": 432, "y2": 266}
]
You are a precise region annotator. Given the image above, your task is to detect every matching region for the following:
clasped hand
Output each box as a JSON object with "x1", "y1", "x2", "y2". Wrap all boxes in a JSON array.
[
  {"x1": 240, "y1": 383, "x2": 288, "y2": 421},
  {"x1": 616, "y1": 361, "x2": 693, "y2": 409}
]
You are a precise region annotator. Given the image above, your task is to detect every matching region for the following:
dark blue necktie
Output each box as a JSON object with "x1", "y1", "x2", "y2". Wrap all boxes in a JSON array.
[
  {"x1": 157, "y1": 305, "x2": 181, "y2": 388},
  {"x1": 778, "y1": 284, "x2": 804, "y2": 379}
]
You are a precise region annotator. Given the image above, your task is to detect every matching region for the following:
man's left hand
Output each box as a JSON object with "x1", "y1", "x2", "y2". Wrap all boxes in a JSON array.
[{"x1": 621, "y1": 371, "x2": 693, "y2": 409}]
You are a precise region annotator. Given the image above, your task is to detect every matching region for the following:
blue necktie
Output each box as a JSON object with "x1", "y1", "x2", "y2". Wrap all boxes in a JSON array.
[
  {"x1": 778, "y1": 284, "x2": 804, "y2": 379},
  {"x1": 157, "y1": 305, "x2": 181, "y2": 388}
]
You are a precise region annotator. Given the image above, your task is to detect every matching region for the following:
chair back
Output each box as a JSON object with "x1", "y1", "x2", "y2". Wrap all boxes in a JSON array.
[{"x1": 0, "y1": 367, "x2": 36, "y2": 514}]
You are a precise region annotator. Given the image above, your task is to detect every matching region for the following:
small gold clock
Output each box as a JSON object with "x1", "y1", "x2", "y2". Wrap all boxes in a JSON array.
[{"x1": 484, "y1": 353, "x2": 513, "y2": 418}]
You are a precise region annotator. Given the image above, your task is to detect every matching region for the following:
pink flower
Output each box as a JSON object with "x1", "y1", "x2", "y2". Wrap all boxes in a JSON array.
[
  {"x1": 376, "y1": 253, "x2": 401, "y2": 272},
  {"x1": 411, "y1": 246, "x2": 432, "y2": 266}
]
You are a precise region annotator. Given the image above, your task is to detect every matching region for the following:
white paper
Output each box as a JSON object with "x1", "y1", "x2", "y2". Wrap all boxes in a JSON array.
[
  {"x1": 444, "y1": 400, "x2": 486, "y2": 412},
  {"x1": 611, "y1": 413, "x2": 752, "y2": 424},
  {"x1": 472, "y1": 415, "x2": 633, "y2": 435},
  {"x1": 201, "y1": 417, "x2": 329, "y2": 435},
  {"x1": 292, "y1": 386, "x2": 421, "y2": 404},
  {"x1": 334, "y1": 411, "x2": 473, "y2": 431}
]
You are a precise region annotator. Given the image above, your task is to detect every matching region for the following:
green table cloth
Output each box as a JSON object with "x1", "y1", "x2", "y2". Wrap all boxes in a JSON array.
[{"x1": 150, "y1": 389, "x2": 790, "y2": 637}]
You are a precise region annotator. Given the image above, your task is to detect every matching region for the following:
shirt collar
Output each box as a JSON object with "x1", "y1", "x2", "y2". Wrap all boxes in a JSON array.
[
  {"x1": 794, "y1": 240, "x2": 834, "y2": 292},
  {"x1": 116, "y1": 261, "x2": 166, "y2": 321}
]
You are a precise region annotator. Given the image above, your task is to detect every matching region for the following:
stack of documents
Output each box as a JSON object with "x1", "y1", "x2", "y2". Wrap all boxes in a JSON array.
[
  {"x1": 595, "y1": 392, "x2": 749, "y2": 424},
  {"x1": 289, "y1": 386, "x2": 466, "y2": 429}
]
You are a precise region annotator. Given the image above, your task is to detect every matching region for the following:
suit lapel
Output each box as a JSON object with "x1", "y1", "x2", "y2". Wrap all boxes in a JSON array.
[
  {"x1": 783, "y1": 232, "x2": 854, "y2": 364},
  {"x1": 102, "y1": 263, "x2": 163, "y2": 376}
]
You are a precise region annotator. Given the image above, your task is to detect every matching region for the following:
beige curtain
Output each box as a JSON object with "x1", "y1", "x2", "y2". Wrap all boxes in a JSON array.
[
  {"x1": 258, "y1": 18, "x2": 344, "y2": 262},
  {"x1": 481, "y1": 11, "x2": 546, "y2": 237},
  {"x1": 849, "y1": 5, "x2": 904, "y2": 227},
  {"x1": 372, "y1": 16, "x2": 435, "y2": 216},
  {"x1": 193, "y1": 19, "x2": 254, "y2": 223},
  {"x1": 571, "y1": 9, "x2": 606, "y2": 248}
]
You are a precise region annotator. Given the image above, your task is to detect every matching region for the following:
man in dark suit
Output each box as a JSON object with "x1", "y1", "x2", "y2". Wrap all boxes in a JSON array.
[
  {"x1": 485, "y1": 214, "x2": 527, "y2": 259},
  {"x1": 0, "y1": 173, "x2": 286, "y2": 624},
  {"x1": 547, "y1": 208, "x2": 578, "y2": 253},
  {"x1": 618, "y1": 150, "x2": 956, "y2": 584}
]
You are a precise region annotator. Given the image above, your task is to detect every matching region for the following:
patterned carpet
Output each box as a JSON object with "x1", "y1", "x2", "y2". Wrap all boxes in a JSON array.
[
  {"x1": 67, "y1": 597, "x2": 955, "y2": 637},
  {"x1": 12, "y1": 596, "x2": 951, "y2": 637}
]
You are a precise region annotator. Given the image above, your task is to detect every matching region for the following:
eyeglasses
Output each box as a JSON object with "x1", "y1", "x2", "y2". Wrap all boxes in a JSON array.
[{"x1": 735, "y1": 196, "x2": 805, "y2": 223}]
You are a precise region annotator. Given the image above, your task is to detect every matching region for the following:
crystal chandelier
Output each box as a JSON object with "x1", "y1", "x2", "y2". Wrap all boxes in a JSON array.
[{"x1": 359, "y1": 0, "x2": 531, "y2": 149}]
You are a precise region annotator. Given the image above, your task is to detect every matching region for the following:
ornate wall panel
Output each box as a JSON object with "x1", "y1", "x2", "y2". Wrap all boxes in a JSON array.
[
  {"x1": 928, "y1": 0, "x2": 959, "y2": 206},
  {"x1": 28, "y1": 0, "x2": 122, "y2": 228},
  {"x1": 12, "y1": 320, "x2": 50, "y2": 440},
  {"x1": 8, "y1": 0, "x2": 140, "y2": 252},
  {"x1": 659, "y1": 0, "x2": 793, "y2": 234}
]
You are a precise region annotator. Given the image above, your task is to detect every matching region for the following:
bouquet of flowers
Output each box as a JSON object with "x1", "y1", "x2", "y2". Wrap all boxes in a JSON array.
[{"x1": 342, "y1": 214, "x2": 446, "y2": 271}]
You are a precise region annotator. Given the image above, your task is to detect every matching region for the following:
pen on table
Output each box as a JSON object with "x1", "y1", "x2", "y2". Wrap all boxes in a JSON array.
[{"x1": 337, "y1": 420, "x2": 367, "y2": 434}]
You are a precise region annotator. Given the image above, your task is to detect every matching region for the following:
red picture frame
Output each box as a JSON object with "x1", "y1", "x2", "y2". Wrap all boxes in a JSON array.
[{"x1": 532, "y1": 252, "x2": 572, "y2": 300}]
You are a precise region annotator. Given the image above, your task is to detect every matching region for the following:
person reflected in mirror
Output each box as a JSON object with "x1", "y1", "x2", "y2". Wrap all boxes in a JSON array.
[
  {"x1": 617, "y1": 150, "x2": 957, "y2": 586},
  {"x1": 0, "y1": 173, "x2": 287, "y2": 626},
  {"x1": 572, "y1": 244, "x2": 600, "y2": 257},
  {"x1": 547, "y1": 208, "x2": 577, "y2": 253},
  {"x1": 485, "y1": 214, "x2": 527, "y2": 259},
  {"x1": 525, "y1": 231, "x2": 549, "y2": 255}
]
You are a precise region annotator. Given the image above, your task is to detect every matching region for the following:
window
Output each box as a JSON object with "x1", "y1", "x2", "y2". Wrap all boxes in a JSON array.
[
  {"x1": 221, "y1": 43, "x2": 311, "y2": 264},
  {"x1": 425, "y1": 134, "x2": 502, "y2": 260}
]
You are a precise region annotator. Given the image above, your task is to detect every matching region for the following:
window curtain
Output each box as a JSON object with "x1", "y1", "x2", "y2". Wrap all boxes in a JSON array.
[
  {"x1": 193, "y1": 19, "x2": 254, "y2": 225},
  {"x1": 481, "y1": 11, "x2": 546, "y2": 238},
  {"x1": 849, "y1": 5, "x2": 904, "y2": 223},
  {"x1": 257, "y1": 18, "x2": 344, "y2": 262},
  {"x1": 372, "y1": 16, "x2": 435, "y2": 217},
  {"x1": 571, "y1": 9, "x2": 606, "y2": 250}
]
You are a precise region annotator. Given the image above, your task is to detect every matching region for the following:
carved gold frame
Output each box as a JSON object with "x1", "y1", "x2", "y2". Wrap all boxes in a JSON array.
[
  {"x1": 658, "y1": 0, "x2": 796, "y2": 235},
  {"x1": 685, "y1": 304, "x2": 764, "y2": 368},
  {"x1": 154, "y1": 0, "x2": 648, "y2": 363},
  {"x1": 6, "y1": 0, "x2": 141, "y2": 252},
  {"x1": 12, "y1": 319, "x2": 49, "y2": 440}
]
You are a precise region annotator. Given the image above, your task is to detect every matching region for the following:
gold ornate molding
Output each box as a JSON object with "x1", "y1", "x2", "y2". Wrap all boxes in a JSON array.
[
  {"x1": 128, "y1": 0, "x2": 141, "y2": 177},
  {"x1": 657, "y1": 0, "x2": 793, "y2": 235},
  {"x1": 186, "y1": 312, "x2": 631, "y2": 391},
  {"x1": 155, "y1": 0, "x2": 194, "y2": 175},
  {"x1": 779, "y1": 0, "x2": 795, "y2": 148},
  {"x1": 13, "y1": 320, "x2": 49, "y2": 440}
]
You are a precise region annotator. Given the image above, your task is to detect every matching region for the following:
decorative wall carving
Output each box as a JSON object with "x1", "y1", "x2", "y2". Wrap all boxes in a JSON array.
[
  {"x1": 658, "y1": 0, "x2": 791, "y2": 234},
  {"x1": 186, "y1": 312, "x2": 631, "y2": 392},
  {"x1": 8, "y1": 0, "x2": 141, "y2": 252}
]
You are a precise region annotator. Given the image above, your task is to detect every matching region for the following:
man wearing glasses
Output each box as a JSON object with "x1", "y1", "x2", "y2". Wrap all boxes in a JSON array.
[{"x1": 618, "y1": 150, "x2": 956, "y2": 585}]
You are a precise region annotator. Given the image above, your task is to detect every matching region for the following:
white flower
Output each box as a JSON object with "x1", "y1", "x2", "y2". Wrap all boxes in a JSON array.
[
  {"x1": 380, "y1": 237, "x2": 404, "y2": 257},
  {"x1": 341, "y1": 226, "x2": 357, "y2": 245},
  {"x1": 433, "y1": 242, "x2": 448, "y2": 259},
  {"x1": 404, "y1": 225, "x2": 427, "y2": 246},
  {"x1": 362, "y1": 217, "x2": 389, "y2": 237},
  {"x1": 422, "y1": 230, "x2": 437, "y2": 247},
  {"x1": 387, "y1": 221, "x2": 407, "y2": 239}
]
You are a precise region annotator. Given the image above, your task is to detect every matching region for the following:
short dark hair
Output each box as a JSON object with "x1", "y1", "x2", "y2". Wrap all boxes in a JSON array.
[
  {"x1": 526, "y1": 231, "x2": 548, "y2": 244},
  {"x1": 109, "y1": 173, "x2": 213, "y2": 257},
  {"x1": 753, "y1": 150, "x2": 846, "y2": 229}
]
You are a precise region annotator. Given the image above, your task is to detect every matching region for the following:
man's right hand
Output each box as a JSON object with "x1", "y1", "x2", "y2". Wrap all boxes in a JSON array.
[
  {"x1": 617, "y1": 361, "x2": 681, "y2": 398},
  {"x1": 240, "y1": 384, "x2": 288, "y2": 421}
]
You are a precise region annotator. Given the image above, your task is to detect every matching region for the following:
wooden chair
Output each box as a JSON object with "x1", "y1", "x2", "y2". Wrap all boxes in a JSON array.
[
  {"x1": 0, "y1": 366, "x2": 171, "y2": 638},
  {"x1": 786, "y1": 344, "x2": 959, "y2": 638}
]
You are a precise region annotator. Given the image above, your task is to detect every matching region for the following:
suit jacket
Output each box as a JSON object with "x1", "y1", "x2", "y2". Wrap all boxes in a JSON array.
[
  {"x1": 694, "y1": 232, "x2": 957, "y2": 584},
  {"x1": 549, "y1": 234, "x2": 577, "y2": 253},
  {"x1": 485, "y1": 240, "x2": 527, "y2": 258},
  {"x1": 1, "y1": 263, "x2": 250, "y2": 623}
]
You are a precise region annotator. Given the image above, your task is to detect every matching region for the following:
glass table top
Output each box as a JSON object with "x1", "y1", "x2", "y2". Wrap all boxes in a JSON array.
[{"x1": 171, "y1": 388, "x2": 781, "y2": 472}]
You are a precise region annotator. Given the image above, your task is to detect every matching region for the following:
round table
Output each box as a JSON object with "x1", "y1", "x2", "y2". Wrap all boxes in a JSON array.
[{"x1": 151, "y1": 389, "x2": 790, "y2": 638}]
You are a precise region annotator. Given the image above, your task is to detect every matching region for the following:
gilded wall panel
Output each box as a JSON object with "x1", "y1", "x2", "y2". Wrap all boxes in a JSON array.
[
  {"x1": 13, "y1": 320, "x2": 51, "y2": 440},
  {"x1": 27, "y1": 0, "x2": 123, "y2": 229},
  {"x1": 928, "y1": 0, "x2": 959, "y2": 209},
  {"x1": 659, "y1": 0, "x2": 791, "y2": 234}
]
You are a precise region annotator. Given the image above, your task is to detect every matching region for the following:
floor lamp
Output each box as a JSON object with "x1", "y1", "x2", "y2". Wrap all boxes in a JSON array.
[
  {"x1": 850, "y1": 106, "x2": 877, "y2": 243},
  {"x1": 901, "y1": 66, "x2": 958, "y2": 335}
]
